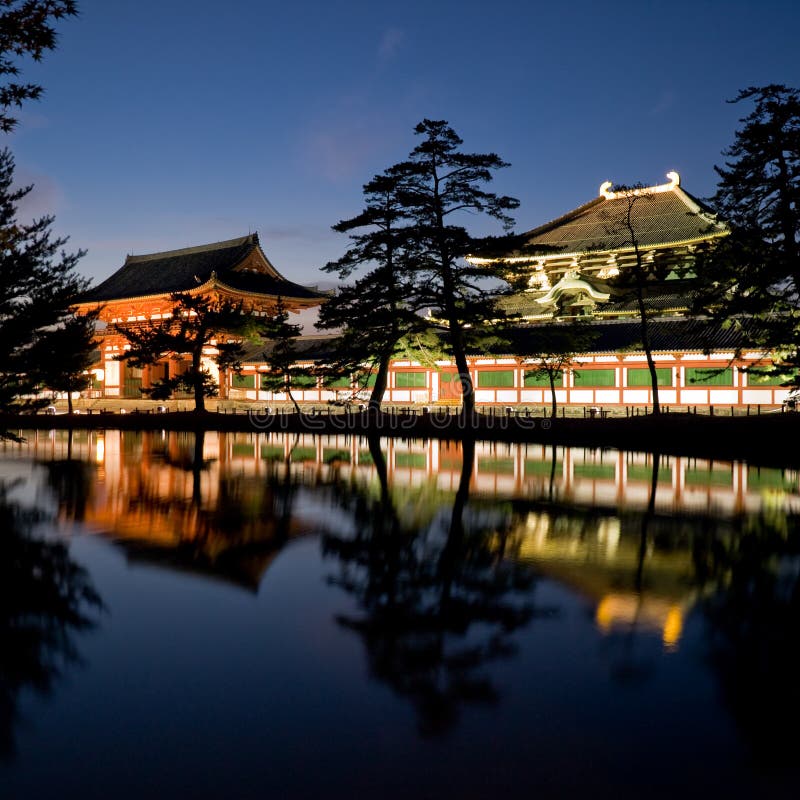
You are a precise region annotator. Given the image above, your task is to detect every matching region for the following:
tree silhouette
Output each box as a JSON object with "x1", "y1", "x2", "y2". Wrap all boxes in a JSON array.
[
  {"x1": 0, "y1": 148, "x2": 88, "y2": 426},
  {"x1": 319, "y1": 172, "x2": 425, "y2": 411},
  {"x1": 392, "y1": 120, "x2": 519, "y2": 418},
  {"x1": 321, "y1": 438, "x2": 541, "y2": 736},
  {"x1": 115, "y1": 292, "x2": 253, "y2": 412},
  {"x1": 693, "y1": 85, "x2": 800, "y2": 384},
  {"x1": 260, "y1": 296, "x2": 308, "y2": 413},
  {"x1": 0, "y1": 1, "x2": 78, "y2": 132},
  {"x1": 0, "y1": 482, "x2": 102, "y2": 759}
]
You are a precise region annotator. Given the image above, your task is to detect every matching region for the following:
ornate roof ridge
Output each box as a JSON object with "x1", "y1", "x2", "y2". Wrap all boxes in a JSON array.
[
  {"x1": 599, "y1": 171, "x2": 682, "y2": 199},
  {"x1": 125, "y1": 233, "x2": 257, "y2": 264}
]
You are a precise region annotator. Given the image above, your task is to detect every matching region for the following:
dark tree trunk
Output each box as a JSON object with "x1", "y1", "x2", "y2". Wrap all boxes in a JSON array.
[
  {"x1": 440, "y1": 437, "x2": 475, "y2": 606},
  {"x1": 549, "y1": 371, "x2": 558, "y2": 419},
  {"x1": 450, "y1": 320, "x2": 474, "y2": 419},
  {"x1": 369, "y1": 353, "x2": 391, "y2": 413},
  {"x1": 192, "y1": 348, "x2": 205, "y2": 413},
  {"x1": 286, "y1": 377, "x2": 301, "y2": 414},
  {"x1": 635, "y1": 452, "x2": 660, "y2": 592},
  {"x1": 637, "y1": 284, "x2": 661, "y2": 415}
]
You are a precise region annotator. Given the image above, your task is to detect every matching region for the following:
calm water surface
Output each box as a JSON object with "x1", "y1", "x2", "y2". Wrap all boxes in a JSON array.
[{"x1": 1, "y1": 430, "x2": 799, "y2": 799}]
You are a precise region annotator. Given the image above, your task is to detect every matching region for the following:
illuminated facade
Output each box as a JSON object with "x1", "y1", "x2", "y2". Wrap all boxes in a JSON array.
[
  {"x1": 75, "y1": 179, "x2": 787, "y2": 409},
  {"x1": 75, "y1": 234, "x2": 324, "y2": 400},
  {"x1": 228, "y1": 175, "x2": 786, "y2": 408}
]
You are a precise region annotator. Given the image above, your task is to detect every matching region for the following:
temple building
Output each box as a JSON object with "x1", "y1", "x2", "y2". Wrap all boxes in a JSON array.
[
  {"x1": 226, "y1": 173, "x2": 787, "y2": 409},
  {"x1": 76, "y1": 176, "x2": 788, "y2": 409},
  {"x1": 472, "y1": 170, "x2": 728, "y2": 321},
  {"x1": 76, "y1": 234, "x2": 324, "y2": 399}
]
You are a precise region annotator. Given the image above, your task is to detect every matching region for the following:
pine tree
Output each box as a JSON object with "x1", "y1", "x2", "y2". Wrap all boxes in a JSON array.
[
  {"x1": 693, "y1": 85, "x2": 800, "y2": 381},
  {"x1": 261, "y1": 296, "x2": 307, "y2": 413},
  {"x1": 392, "y1": 120, "x2": 519, "y2": 418},
  {"x1": 318, "y1": 172, "x2": 424, "y2": 411},
  {"x1": 522, "y1": 322, "x2": 596, "y2": 418},
  {"x1": 0, "y1": 1, "x2": 79, "y2": 132},
  {"x1": 602, "y1": 187, "x2": 672, "y2": 414},
  {"x1": 0, "y1": 147, "x2": 88, "y2": 420},
  {"x1": 34, "y1": 307, "x2": 99, "y2": 414},
  {"x1": 115, "y1": 292, "x2": 252, "y2": 412}
]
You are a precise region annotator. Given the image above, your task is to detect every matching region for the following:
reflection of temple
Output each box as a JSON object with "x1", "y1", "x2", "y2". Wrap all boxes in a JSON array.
[
  {"x1": 5, "y1": 430, "x2": 799, "y2": 643},
  {"x1": 515, "y1": 509, "x2": 692, "y2": 650},
  {"x1": 5, "y1": 430, "x2": 317, "y2": 590},
  {"x1": 7, "y1": 431, "x2": 800, "y2": 518}
]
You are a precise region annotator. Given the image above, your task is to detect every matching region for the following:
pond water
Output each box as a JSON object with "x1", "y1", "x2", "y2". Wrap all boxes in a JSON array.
[{"x1": 1, "y1": 430, "x2": 799, "y2": 799}]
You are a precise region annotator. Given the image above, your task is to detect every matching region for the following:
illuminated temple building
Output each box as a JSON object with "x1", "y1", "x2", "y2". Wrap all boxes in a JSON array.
[
  {"x1": 76, "y1": 234, "x2": 323, "y2": 399},
  {"x1": 77, "y1": 175, "x2": 787, "y2": 408}
]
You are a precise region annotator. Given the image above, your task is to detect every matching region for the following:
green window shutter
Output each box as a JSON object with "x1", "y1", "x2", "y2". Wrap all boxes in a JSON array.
[
  {"x1": 261, "y1": 445, "x2": 285, "y2": 461},
  {"x1": 627, "y1": 367, "x2": 672, "y2": 386},
  {"x1": 395, "y1": 452, "x2": 427, "y2": 468},
  {"x1": 356, "y1": 373, "x2": 377, "y2": 388},
  {"x1": 573, "y1": 368, "x2": 616, "y2": 387},
  {"x1": 232, "y1": 373, "x2": 256, "y2": 389},
  {"x1": 91, "y1": 374, "x2": 103, "y2": 390},
  {"x1": 324, "y1": 376, "x2": 351, "y2": 388},
  {"x1": 524, "y1": 370, "x2": 560, "y2": 387},
  {"x1": 323, "y1": 448, "x2": 351, "y2": 463},
  {"x1": 292, "y1": 447, "x2": 318, "y2": 462},
  {"x1": 685, "y1": 466, "x2": 732, "y2": 486},
  {"x1": 525, "y1": 459, "x2": 562, "y2": 477},
  {"x1": 626, "y1": 464, "x2": 672, "y2": 483},
  {"x1": 479, "y1": 457, "x2": 515, "y2": 474},
  {"x1": 747, "y1": 467, "x2": 796, "y2": 490},
  {"x1": 685, "y1": 367, "x2": 733, "y2": 386},
  {"x1": 574, "y1": 463, "x2": 616, "y2": 480},
  {"x1": 477, "y1": 369, "x2": 515, "y2": 388},
  {"x1": 291, "y1": 374, "x2": 317, "y2": 388},
  {"x1": 747, "y1": 371, "x2": 786, "y2": 386},
  {"x1": 395, "y1": 371, "x2": 427, "y2": 388}
]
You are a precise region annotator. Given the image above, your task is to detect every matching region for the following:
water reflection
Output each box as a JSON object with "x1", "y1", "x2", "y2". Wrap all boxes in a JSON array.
[
  {"x1": 321, "y1": 437, "x2": 543, "y2": 735},
  {"x1": 0, "y1": 480, "x2": 102, "y2": 759},
  {"x1": 693, "y1": 513, "x2": 800, "y2": 765},
  {"x1": 2, "y1": 429, "x2": 800, "y2": 770}
]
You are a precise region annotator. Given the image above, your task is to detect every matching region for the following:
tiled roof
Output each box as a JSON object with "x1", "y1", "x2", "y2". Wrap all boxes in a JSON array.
[
  {"x1": 501, "y1": 318, "x2": 751, "y2": 356},
  {"x1": 238, "y1": 319, "x2": 749, "y2": 366},
  {"x1": 82, "y1": 234, "x2": 323, "y2": 303},
  {"x1": 240, "y1": 334, "x2": 340, "y2": 363},
  {"x1": 516, "y1": 185, "x2": 726, "y2": 257}
]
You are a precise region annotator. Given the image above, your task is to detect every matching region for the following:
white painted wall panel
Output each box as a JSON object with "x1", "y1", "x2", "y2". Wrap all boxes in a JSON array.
[
  {"x1": 681, "y1": 389, "x2": 708, "y2": 404},
  {"x1": 570, "y1": 390, "x2": 594, "y2": 403},
  {"x1": 709, "y1": 390, "x2": 738, "y2": 405}
]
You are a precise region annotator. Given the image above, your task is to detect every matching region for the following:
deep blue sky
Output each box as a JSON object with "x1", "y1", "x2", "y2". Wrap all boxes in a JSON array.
[{"x1": 7, "y1": 0, "x2": 800, "y2": 288}]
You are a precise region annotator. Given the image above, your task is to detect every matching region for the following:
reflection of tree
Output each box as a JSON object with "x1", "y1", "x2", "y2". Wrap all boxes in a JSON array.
[
  {"x1": 608, "y1": 453, "x2": 661, "y2": 686},
  {"x1": 42, "y1": 431, "x2": 97, "y2": 522},
  {"x1": 692, "y1": 512, "x2": 800, "y2": 765},
  {"x1": 0, "y1": 484, "x2": 102, "y2": 759},
  {"x1": 322, "y1": 436, "x2": 542, "y2": 736}
]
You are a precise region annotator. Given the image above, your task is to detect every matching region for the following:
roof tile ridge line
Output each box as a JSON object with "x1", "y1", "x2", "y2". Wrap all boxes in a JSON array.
[
  {"x1": 672, "y1": 185, "x2": 729, "y2": 232},
  {"x1": 518, "y1": 196, "x2": 606, "y2": 239},
  {"x1": 76, "y1": 280, "x2": 219, "y2": 307},
  {"x1": 212, "y1": 276, "x2": 324, "y2": 301},
  {"x1": 247, "y1": 235, "x2": 283, "y2": 279},
  {"x1": 125, "y1": 234, "x2": 256, "y2": 263}
]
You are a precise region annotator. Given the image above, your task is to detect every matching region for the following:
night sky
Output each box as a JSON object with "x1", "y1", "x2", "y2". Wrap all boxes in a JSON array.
[{"x1": 7, "y1": 0, "x2": 800, "y2": 288}]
